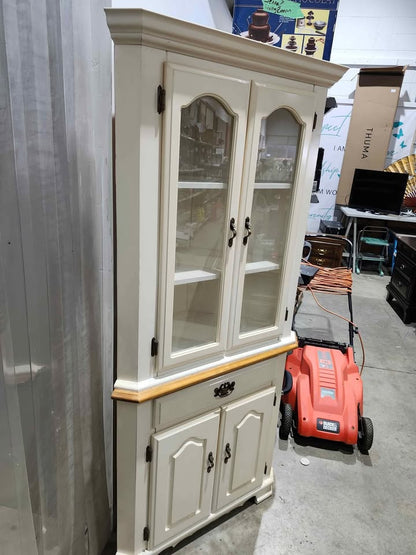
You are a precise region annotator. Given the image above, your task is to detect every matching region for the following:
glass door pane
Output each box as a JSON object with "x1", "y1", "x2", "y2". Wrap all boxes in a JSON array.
[
  {"x1": 173, "y1": 96, "x2": 234, "y2": 353},
  {"x1": 240, "y1": 108, "x2": 300, "y2": 335},
  {"x1": 255, "y1": 109, "x2": 299, "y2": 184}
]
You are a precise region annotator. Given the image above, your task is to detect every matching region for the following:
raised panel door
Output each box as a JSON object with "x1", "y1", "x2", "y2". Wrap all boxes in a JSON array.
[
  {"x1": 150, "y1": 410, "x2": 220, "y2": 547},
  {"x1": 215, "y1": 387, "x2": 275, "y2": 510}
]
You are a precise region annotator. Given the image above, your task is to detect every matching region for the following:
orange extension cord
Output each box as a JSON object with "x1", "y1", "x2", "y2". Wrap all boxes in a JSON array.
[{"x1": 299, "y1": 261, "x2": 366, "y2": 374}]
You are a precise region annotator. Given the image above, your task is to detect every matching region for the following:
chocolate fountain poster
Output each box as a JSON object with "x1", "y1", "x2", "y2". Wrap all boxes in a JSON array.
[{"x1": 232, "y1": 0, "x2": 339, "y2": 61}]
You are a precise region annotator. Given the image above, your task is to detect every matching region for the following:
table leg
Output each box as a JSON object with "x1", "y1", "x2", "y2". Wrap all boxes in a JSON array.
[
  {"x1": 345, "y1": 217, "x2": 352, "y2": 238},
  {"x1": 353, "y1": 217, "x2": 357, "y2": 273},
  {"x1": 344, "y1": 217, "x2": 353, "y2": 269}
]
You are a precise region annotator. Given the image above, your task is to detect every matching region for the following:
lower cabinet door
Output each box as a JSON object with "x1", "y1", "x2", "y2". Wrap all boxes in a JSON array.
[
  {"x1": 150, "y1": 410, "x2": 220, "y2": 548},
  {"x1": 215, "y1": 387, "x2": 276, "y2": 511}
]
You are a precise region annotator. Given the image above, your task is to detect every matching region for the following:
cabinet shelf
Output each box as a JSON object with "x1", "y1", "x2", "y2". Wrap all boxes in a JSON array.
[
  {"x1": 245, "y1": 261, "x2": 280, "y2": 274},
  {"x1": 180, "y1": 134, "x2": 214, "y2": 148},
  {"x1": 254, "y1": 182, "x2": 292, "y2": 190},
  {"x1": 178, "y1": 181, "x2": 227, "y2": 189},
  {"x1": 174, "y1": 269, "x2": 219, "y2": 285}
]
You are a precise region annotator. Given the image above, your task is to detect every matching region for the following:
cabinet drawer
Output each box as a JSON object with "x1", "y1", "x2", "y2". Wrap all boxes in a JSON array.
[
  {"x1": 394, "y1": 254, "x2": 415, "y2": 280},
  {"x1": 153, "y1": 358, "x2": 281, "y2": 430},
  {"x1": 398, "y1": 241, "x2": 416, "y2": 264},
  {"x1": 391, "y1": 271, "x2": 412, "y2": 300}
]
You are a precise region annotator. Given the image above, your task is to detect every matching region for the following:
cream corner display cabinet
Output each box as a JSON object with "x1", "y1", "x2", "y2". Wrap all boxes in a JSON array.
[{"x1": 106, "y1": 9, "x2": 346, "y2": 554}]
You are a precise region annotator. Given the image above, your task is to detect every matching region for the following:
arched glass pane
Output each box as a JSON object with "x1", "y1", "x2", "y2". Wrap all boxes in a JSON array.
[
  {"x1": 240, "y1": 108, "x2": 300, "y2": 335},
  {"x1": 173, "y1": 96, "x2": 234, "y2": 353},
  {"x1": 179, "y1": 96, "x2": 233, "y2": 183},
  {"x1": 255, "y1": 109, "x2": 300, "y2": 184}
]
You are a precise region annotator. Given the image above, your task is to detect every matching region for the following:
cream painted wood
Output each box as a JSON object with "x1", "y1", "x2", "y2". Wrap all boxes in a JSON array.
[
  {"x1": 215, "y1": 387, "x2": 276, "y2": 511},
  {"x1": 150, "y1": 410, "x2": 220, "y2": 548},
  {"x1": 105, "y1": 9, "x2": 346, "y2": 88},
  {"x1": 108, "y1": 12, "x2": 347, "y2": 385},
  {"x1": 150, "y1": 386, "x2": 277, "y2": 552},
  {"x1": 106, "y1": 9, "x2": 347, "y2": 554},
  {"x1": 146, "y1": 475, "x2": 274, "y2": 555},
  {"x1": 114, "y1": 45, "x2": 165, "y2": 383},
  {"x1": 153, "y1": 358, "x2": 277, "y2": 431},
  {"x1": 116, "y1": 402, "x2": 153, "y2": 555},
  {"x1": 166, "y1": 52, "x2": 317, "y2": 100},
  {"x1": 159, "y1": 63, "x2": 251, "y2": 372}
]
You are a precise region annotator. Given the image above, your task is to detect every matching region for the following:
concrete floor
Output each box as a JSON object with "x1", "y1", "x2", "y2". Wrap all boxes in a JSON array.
[{"x1": 162, "y1": 272, "x2": 416, "y2": 555}]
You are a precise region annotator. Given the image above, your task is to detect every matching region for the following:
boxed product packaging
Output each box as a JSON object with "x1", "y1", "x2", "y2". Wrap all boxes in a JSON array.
[
  {"x1": 336, "y1": 66, "x2": 406, "y2": 205},
  {"x1": 232, "y1": 0, "x2": 339, "y2": 61}
]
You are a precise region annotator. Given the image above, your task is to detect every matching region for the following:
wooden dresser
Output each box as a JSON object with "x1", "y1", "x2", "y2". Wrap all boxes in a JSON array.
[{"x1": 386, "y1": 234, "x2": 416, "y2": 324}]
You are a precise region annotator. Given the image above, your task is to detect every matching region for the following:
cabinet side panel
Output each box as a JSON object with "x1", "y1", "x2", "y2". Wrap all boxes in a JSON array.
[
  {"x1": 115, "y1": 45, "x2": 141, "y2": 382},
  {"x1": 114, "y1": 45, "x2": 164, "y2": 382},
  {"x1": 115, "y1": 403, "x2": 136, "y2": 554},
  {"x1": 137, "y1": 47, "x2": 165, "y2": 380}
]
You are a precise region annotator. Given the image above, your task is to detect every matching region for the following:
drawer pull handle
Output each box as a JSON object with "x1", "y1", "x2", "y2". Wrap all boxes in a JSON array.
[
  {"x1": 214, "y1": 381, "x2": 235, "y2": 398},
  {"x1": 228, "y1": 217, "x2": 237, "y2": 247},
  {"x1": 224, "y1": 443, "x2": 232, "y2": 463},
  {"x1": 207, "y1": 451, "x2": 214, "y2": 473},
  {"x1": 243, "y1": 216, "x2": 252, "y2": 246}
]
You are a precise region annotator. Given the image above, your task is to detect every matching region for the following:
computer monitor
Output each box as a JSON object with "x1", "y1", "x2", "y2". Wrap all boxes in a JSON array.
[{"x1": 348, "y1": 168, "x2": 408, "y2": 215}]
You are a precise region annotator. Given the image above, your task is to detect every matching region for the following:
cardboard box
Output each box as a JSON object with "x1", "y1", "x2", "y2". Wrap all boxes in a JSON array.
[
  {"x1": 232, "y1": 0, "x2": 339, "y2": 61},
  {"x1": 336, "y1": 66, "x2": 405, "y2": 204}
]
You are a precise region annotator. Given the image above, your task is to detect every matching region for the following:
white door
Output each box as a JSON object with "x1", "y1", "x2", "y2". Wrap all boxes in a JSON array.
[
  {"x1": 159, "y1": 63, "x2": 251, "y2": 372},
  {"x1": 150, "y1": 410, "x2": 220, "y2": 548},
  {"x1": 215, "y1": 387, "x2": 276, "y2": 510},
  {"x1": 231, "y1": 81, "x2": 316, "y2": 347}
]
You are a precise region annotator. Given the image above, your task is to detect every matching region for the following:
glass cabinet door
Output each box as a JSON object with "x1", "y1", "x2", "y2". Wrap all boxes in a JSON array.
[
  {"x1": 173, "y1": 96, "x2": 234, "y2": 352},
  {"x1": 161, "y1": 64, "x2": 250, "y2": 370},
  {"x1": 240, "y1": 108, "x2": 299, "y2": 334},
  {"x1": 233, "y1": 82, "x2": 316, "y2": 344}
]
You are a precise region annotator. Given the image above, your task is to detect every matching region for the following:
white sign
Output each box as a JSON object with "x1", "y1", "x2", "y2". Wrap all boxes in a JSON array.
[
  {"x1": 307, "y1": 102, "x2": 352, "y2": 232},
  {"x1": 385, "y1": 106, "x2": 416, "y2": 167}
]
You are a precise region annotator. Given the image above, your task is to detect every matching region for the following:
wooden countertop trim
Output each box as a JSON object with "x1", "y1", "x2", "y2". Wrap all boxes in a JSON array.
[{"x1": 112, "y1": 341, "x2": 297, "y2": 403}]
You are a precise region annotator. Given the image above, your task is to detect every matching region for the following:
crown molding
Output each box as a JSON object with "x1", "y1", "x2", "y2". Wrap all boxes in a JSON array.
[{"x1": 105, "y1": 8, "x2": 347, "y2": 88}]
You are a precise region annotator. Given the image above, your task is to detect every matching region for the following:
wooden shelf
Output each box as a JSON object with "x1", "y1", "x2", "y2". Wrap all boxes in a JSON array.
[
  {"x1": 174, "y1": 269, "x2": 218, "y2": 285},
  {"x1": 178, "y1": 181, "x2": 227, "y2": 189},
  {"x1": 180, "y1": 134, "x2": 214, "y2": 148},
  {"x1": 254, "y1": 182, "x2": 291, "y2": 190},
  {"x1": 245, "y1": 261, "x2": 280, "y2": 274}
]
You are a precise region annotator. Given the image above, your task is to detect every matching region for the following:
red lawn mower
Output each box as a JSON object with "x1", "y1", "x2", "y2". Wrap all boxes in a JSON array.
[{"x1": 280, "y1": 236, "x2": 374, "y2": 453}]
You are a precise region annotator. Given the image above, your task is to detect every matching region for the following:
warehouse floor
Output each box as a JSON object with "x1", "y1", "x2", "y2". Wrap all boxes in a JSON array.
[{"x1": 163, "y1": 272, "x2": 416, "y2": 555}]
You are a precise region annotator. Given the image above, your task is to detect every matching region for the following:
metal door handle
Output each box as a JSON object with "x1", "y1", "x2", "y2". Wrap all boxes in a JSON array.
[
  {"x1": 214, "y1": 381, "x2": 235, "y2": 398},
  {"x1": 224, "y1": 443, "x2": 232, "y2": 463},
  {"x1": 207, "y1": 451, "x2": 214, "y2": 473},
  {"x1": 243, "y1": 217, "x2": 252, "y2": 246},
  {"x1": 228, "y1": 217, "x2": 237, "y2": 247}
]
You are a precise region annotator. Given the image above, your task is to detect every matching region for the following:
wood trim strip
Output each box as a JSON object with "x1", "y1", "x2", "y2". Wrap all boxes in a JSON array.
[{"x1": 112, "y1": 341, "x2": 297, "y2": 403}]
